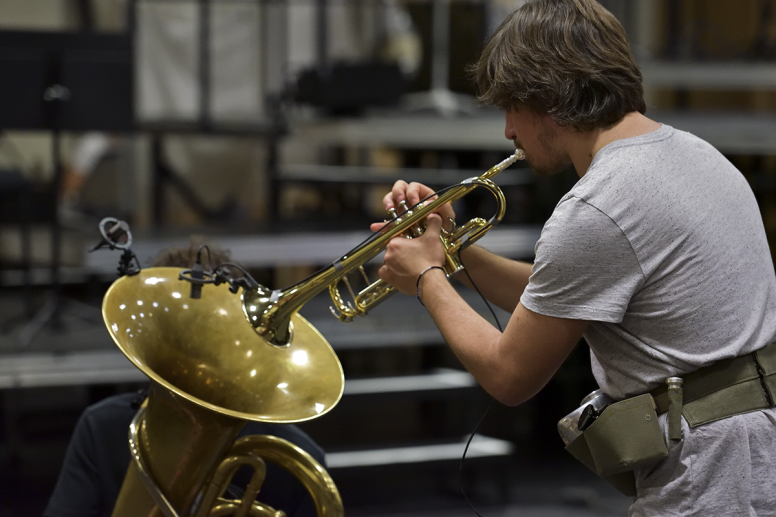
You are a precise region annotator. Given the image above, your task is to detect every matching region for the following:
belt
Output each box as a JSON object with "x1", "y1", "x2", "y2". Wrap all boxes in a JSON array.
[{"x1": 649, "y1": 342, "x2": 776, "y2": 439}]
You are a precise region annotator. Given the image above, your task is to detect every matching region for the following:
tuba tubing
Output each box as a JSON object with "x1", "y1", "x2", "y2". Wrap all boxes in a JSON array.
[
  {"x1": 242, "y1": 149, "x2": 525, "y2": 345},
  {"x1": 112, "y1": 381, "x2": 344, "y2": 517}
]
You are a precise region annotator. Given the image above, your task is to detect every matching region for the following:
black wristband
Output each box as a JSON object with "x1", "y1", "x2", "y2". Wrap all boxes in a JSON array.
[{"x1": 416, "y1": 266, "x2": 446, "y2": 307}]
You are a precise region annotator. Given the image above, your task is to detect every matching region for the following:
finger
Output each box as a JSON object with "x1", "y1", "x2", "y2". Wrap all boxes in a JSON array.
[
  {"x1": 382, "y1": 192, "x2": 395, "y2": 211},
  {"x1": 389, "y1": 180, "x2": 409, "y2": 210},
  {"x1": 438, "y1": 203, "x2": 455, "y2": 223},
  {"x1": 370, "y1": 221, "x2": 387, "y2": 232},
  {"x1": 424, "y1": 213, "x2": 444, "y2": 236},
  {"x1": 406, "y1": 182, "x2": 436, "y2": 207}
]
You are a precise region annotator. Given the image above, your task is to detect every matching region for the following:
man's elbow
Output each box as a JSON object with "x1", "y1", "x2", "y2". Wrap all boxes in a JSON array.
[{"x1": 484, "y1": 377, "x2": 541, "y2": 407}]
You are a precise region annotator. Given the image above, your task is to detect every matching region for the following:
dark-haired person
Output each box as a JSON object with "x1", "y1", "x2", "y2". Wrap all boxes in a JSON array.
[
  {"x1": 44, "y1": 241, "x2": 325, "y2": 517},
  {"x1": 373, "y1": 0, "x2": 776, "y2": 515}
]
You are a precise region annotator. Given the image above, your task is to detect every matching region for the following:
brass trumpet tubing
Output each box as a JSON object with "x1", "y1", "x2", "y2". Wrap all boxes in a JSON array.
[
  {"x1": 328, "y1": 173, "x2": 511, "y2": 321},
  {"x1": 244, "y1": 149, "x2": 523, "y2": 344}
]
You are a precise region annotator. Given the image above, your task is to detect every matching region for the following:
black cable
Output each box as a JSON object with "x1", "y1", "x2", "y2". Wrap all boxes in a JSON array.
[
  {"x1": 214, "y1": 262, "x2": 259, "y2": 288},
  {"x1": 459, "y1": 396, "x2": 497, "y2": 517},
  {"x1": 462, "y1": 265, "x2": 503, "y2": 333},
  {"x1": 457, "y1": 254, "x2": 503, "y2": 517},
  {"x1": 196, "y1": 244, "x2": 213, "y2": 272}
]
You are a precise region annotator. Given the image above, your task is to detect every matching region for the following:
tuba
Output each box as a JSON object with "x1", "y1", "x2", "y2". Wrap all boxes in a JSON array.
[
  {"x1": 103, "y1": 268, "x2": 344, "y2": 517},
  {"x1": 102, "y1": 149, "x2": 523, "y2": 516}
]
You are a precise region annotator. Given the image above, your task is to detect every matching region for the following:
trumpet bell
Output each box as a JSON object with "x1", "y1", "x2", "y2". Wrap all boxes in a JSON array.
[{"x1": 102, "y1": 267, "x2": 344, "y2": 423}]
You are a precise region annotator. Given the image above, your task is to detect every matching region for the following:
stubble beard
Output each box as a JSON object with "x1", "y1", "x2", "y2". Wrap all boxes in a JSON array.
[
  {"x1": 527, "y1": 154, "x2": 571, "y2": 177},
  {"x1": 525, "y1": 122, "x2": 572, "y2": 177}
]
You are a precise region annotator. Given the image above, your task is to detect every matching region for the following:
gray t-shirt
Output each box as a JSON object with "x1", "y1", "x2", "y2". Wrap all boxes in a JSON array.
[
  {"x1": 521, "y1": 124, "x2": 776, "y2": 399},
  {"x1": 520, "y1": 125, "x2": 776, "y2": 515}
]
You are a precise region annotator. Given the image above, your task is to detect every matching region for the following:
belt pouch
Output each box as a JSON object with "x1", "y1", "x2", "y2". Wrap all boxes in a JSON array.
[
  {"x1": 583, "y1": 394, "x2": 668, "y2": 476},
  {"x1": 565, "y1": 435, "x2": 637, "y2": 496},
  {"x1": 755, "y1": 343, "x2": 776, "y2": 402}
]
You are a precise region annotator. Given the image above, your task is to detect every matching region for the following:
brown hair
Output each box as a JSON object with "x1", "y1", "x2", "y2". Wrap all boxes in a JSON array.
[
  {"x1": 475, "y1": 0, "x2": 645, "y2": 131},
  {"x1": 151, "y1": 235, "x2": 231, "y2": 269}
]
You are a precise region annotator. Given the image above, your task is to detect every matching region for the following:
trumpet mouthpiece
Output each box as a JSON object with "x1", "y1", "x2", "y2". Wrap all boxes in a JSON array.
[{"x1": 514, "y1": 148, "x2": 526, "y2": 160}]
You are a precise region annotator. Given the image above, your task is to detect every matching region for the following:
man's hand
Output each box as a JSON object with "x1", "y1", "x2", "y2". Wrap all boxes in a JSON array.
[
  {"x1": 378, "y1": 213, "x2": 447, "y2": 295},
  {"x1": 369, "y1": 180, "x2": 455, "y2": 234}
]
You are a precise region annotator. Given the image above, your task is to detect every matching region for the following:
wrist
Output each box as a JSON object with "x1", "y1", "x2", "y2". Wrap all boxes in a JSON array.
[{"x1": 416, "y1": 265, "x2": 448, "y2": 307}]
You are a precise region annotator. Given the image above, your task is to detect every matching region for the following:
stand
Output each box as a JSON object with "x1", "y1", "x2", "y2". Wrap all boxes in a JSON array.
[
  {"x1": 402, "y1": 0, "x2": 478, "y2": 116},
  {"x1": 0, "y1": 30, "x2": 134, "y2": 348}
]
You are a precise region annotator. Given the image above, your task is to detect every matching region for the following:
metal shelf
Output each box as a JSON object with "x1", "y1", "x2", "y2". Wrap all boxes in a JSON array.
[
  {"x1": 279, "y1": 163, "x2": 534, "y2": 187},
  {"x1": 641, "y1": 61, "x2": 776, "y2": 90},
  {"x1": 344, "y1": 368, "x2": 476, "y2": 396},
  {"x1": 74, "y1": 224, "x2": 541, "y2": 275},
  {"x1": 290, "y1": 110, "x2": 776, "y2": 156},
  {"x1": 326, "y1": 435, "x2": 514, "y2": 469}
]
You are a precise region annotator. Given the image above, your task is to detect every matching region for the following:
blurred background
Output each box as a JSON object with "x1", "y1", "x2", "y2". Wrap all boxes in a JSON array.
[{"x1": 0, "y1": 0, "x2": 775, "y2": 515}]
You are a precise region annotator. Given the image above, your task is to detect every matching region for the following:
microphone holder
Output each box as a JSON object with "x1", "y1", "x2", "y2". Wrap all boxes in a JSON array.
[
  {"x1": 179, "y1": 263, "x2": 258, "y2": 298},
  {"x1": 117, "y1": 249, "x2": 141, "y2": 277},
  {"x1": 89, "y1": 217, "x2": 140, "y2": 277}
]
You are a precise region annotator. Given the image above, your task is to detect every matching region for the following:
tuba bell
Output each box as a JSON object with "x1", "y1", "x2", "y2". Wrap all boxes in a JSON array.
[{"x1": 103, "y1": 268, "x2": 344, "y2": 517}]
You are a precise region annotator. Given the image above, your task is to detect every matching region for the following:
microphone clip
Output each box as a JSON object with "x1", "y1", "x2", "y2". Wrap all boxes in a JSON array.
[
  {"x1": 178, "y1": 267, "x2": 216, "y2": 299},
  {"x1": 90, "y1": 217, "x2": 141, "y2": 277}
]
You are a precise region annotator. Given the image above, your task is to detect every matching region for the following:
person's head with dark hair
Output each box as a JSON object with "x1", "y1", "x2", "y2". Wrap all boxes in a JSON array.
[
  {"x1": 151, "y1": 236, "x2": 231, "y2": 269},
  {"x1": 475, "y1": 0, "x2": 645, "y2": 132}
]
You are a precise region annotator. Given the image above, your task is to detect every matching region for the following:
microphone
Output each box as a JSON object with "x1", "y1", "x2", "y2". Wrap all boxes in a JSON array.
[
  {"x1": 189, "y1": 257, "x2": 204, "y2": 299},
  {"x1": 91, "y1": 217, "x2": 133, "y2": 251}
]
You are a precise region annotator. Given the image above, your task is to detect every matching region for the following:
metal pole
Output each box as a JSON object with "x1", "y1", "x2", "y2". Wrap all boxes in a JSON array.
[{"x1": 430, "y1": 0, "x2": 451, "y2": 92}]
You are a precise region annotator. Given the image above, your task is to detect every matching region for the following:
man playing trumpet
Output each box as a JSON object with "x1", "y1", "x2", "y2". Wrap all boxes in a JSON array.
[{"x1": 374, "y1": 1, "x2": 776, "y2": 515}]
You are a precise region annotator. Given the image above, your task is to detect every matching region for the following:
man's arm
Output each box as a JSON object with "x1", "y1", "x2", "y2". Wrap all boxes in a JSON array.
[
  {"x1": 456, "y1": 245, "x2": 533, "y2": 313},
  {"x1": 418, "y1": 267, "x2": 587, "y2": 406},
  {"x1": 379, "y1": 215, "x2": 587, "y2": 406}
]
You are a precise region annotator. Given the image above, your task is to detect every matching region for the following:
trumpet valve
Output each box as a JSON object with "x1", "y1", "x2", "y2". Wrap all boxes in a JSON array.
[
  {"x1": 387, "y1": 207, "x2": 398, "y2": 220},
  {"x1": 440, "y1": 217, "x2": 456, "y2": 238},
  {"x1": 396, "y1": 200, "x2": 422, "y2": 238}
]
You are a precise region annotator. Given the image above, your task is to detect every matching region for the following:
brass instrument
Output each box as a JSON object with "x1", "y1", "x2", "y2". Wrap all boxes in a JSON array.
[
  {"x1": 103, "y1": 268, "x2": 344, "y2": 517},
  {"x1": 101, "y1": 150, "x2": 523, "y2": 516},
  {"x1": 243, "y1": 148, "x2": 525, "y2": 346}
]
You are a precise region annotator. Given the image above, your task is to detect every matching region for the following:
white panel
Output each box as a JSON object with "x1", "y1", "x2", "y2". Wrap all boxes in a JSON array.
[
  {"x1": 135, "y1": 2, "x2": 199, "y2": 121},
  {"x1": 210, "y1": 2, "x2": 264, "y2": 121}
]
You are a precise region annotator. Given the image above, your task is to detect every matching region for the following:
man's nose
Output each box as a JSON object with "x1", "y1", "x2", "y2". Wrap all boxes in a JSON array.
[{"x1": 504, "y1": 114, "x2": 515, "y2": 140}]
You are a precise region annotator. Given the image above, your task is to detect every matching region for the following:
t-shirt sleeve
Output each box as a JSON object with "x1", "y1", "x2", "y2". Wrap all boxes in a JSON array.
[{"x1": 520, "y1": 196, "x2": 644, "y2": 322}]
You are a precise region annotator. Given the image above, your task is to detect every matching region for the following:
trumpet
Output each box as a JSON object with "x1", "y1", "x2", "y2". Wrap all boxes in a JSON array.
[{"x1": 242, "y1": 149, "x2": 525, "y2": 347}]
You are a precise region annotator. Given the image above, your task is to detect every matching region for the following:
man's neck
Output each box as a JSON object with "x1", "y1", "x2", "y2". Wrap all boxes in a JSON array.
[{"x1": 564, "y1": 112, "x2": 662, "y2": 177}]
